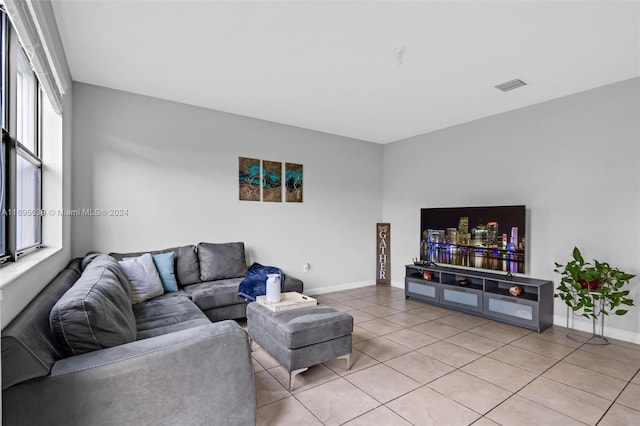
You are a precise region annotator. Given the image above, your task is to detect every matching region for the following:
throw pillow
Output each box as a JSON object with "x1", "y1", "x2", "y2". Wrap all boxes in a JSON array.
[
  {"x1": 197, "y1": 242, "x2": 248, "y2": 281},
  {"x1": 151, "y1": 252, "x2": 179, "y2": 293},
  {"x1": 118, "y1": 253, "x2": 164, "y2": 303}
]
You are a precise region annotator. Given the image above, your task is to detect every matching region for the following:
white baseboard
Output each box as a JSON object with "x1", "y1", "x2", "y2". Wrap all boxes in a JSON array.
[
  {"x1": 305, "y1": 280, "x2": 405, "y2": 296},
  {"x1": 552, "y1": 314, "x2": 639, "y2": 345},
  {"x1": 390, "y1": 280, "x2": 404, "y2": 289},
  {"x1": 305, "y1": 281, "x2": 375, "y2": 296}
]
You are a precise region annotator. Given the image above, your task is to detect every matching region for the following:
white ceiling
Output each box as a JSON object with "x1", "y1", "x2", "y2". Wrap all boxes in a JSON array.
[{"x1": 51, "y1": 0, "x2": 640, "y2": 144}]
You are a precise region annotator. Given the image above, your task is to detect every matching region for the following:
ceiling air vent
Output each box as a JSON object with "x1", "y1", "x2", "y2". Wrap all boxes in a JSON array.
[{"x1": 494, "y1": 79, "x2": 527, "y2": 92}]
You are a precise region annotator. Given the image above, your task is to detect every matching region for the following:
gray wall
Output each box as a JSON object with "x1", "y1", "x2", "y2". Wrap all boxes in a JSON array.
[
  {"x1": 383, "y1": 78, "x2": 640, "y2": 342},
  {"x1": 71, "y1": 83, "x2": 384, "y2": 293},
  {"x1": 71, "y1": 78, "x2": 639, "y2": 342}
]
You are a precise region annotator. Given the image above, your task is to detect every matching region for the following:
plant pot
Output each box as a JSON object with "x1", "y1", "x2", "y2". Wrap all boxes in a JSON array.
[{"x1": 579, "y1": 279, "x2": 601, "y2": 290}]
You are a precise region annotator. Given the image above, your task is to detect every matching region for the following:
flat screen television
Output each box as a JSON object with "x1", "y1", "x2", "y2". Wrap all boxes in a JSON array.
[{"x1": 420, "y1": 205, "x2": 526, "y2": 274}]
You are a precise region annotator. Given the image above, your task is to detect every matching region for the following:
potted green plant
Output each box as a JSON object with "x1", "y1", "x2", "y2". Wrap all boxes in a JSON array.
[{"x1": 554, "y1": 247, "x2": 636, "y2": 320}]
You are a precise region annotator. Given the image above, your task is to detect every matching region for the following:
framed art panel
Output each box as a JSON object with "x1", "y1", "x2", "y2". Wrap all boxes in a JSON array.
[
  {"x1": 239, "y1": 157, "x2": 260, "y2": 201},
  {"x1": 285, "y1": 163, "x2": 303, "y2": 203},
  {"x1": 262, "y1": 160, "x2": 282, "y2": 202}
]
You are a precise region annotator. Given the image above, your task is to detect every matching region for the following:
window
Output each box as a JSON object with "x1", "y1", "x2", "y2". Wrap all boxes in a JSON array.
[
  {"x1": 0, "y1": 7, "x2": 4, "y2": 128},
  {"x1": 16, "y1": 46, "x2": 37, "y2": 151},
  {"x1": 1, "y1": 6, "x2": 43, "y2": 264},
  {"x1": 1, "y1": 10, "x2": 7, "y2": 262},
  {"x1": 0, "y1": 135, "x2": 5, "y2": 258},
  {"x1": 16, "y1": 152, "x2": 41, "y2": 250}
]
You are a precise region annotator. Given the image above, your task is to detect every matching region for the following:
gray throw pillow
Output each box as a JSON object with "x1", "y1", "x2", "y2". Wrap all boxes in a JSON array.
[
  {"x1": 118, "y1": 253, "x2": 165, "y2": 303},
  {"x1": 198, "y1": 242, "x2": 248, "y2": 281},
  {"x1": 49, "y1": 255, "x2": 137, "y2": 357}
]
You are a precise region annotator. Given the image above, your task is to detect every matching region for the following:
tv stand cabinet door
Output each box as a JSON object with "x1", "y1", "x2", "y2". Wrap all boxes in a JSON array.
[
  {"x1": 439, "y1": 286, "x2": 483, "y2": 313},
  {"x1": 405, "y1": 278, "x2": 438, "y2": 303},
  {"x1": 483, "y1": 294, "x2": 539, "y2": 331}
]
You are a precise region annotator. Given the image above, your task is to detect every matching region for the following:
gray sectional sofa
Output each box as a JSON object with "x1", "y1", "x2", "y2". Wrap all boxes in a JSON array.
[{"x1": 2, "y1": 242, "x2": 303, "y2": 425}]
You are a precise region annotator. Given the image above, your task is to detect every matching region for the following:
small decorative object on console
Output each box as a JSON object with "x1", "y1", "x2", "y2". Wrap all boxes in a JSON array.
[
  {"x1": 458, "y1": 278, "x2": 470, "y2": 286},
  {"x1": 508, "y1": 285, "x2": 522, "y2": 296},
  {"x1": 423, "y1": 271, "x2": 432, "y2": 280}
]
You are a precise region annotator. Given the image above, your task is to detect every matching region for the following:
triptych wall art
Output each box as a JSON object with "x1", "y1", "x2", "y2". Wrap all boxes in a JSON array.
[{"x1": 239, "y1": 157, "x2": 303, "y2": 203}]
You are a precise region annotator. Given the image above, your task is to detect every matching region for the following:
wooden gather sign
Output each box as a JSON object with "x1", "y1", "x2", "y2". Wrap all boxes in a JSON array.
[{"x1": 376, "y1": 223, "x2": 390, "y2": 285}]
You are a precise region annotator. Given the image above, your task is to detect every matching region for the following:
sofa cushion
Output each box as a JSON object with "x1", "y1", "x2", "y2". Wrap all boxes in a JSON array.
[
  {"x1": 152, "y1": 252, "x2": 179, "y2": 292},
  {"x1": 133, "y1": 292, "x2": 211, "y2": 340},
  {"x1": 183, "y1": 278, "x2": 246, "y2": 311},
  {"x1": 49, "y1": 255, "x2": 137, "y2": 357},
  {"x1": 282, "y1": 274, "x2": 304, "y2": 294},
  {"x1": 119, "y1": 253, "x2": 165, "y2": 303},
  {"x1": 110, "y1": 245, "x2": 200, "y2": 286},
  {"x1": 197, "y1": 242, "x2": 248, "y2": 281},
  {"x1": 1, "y1": 258, "x2": 83, "y2": 390}
]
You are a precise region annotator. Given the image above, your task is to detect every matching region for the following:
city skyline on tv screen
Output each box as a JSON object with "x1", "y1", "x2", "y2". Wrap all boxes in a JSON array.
[{"x1": 420, "y1": 205, "x2": 526, "y2": 273}]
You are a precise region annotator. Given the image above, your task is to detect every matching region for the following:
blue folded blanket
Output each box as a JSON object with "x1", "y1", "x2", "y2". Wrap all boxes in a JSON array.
[{"x1": 238, "y1": 262, "x2": 282, "y2": 301}]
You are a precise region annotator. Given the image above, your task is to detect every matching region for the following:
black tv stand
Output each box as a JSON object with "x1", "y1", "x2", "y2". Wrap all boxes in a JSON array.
[{"x1": 405, "y1": 264, "x2": 553, "y2": 332}]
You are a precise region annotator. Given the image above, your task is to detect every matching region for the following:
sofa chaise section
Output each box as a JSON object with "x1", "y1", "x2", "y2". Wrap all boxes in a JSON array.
[
  {"x1": 3, "y1": 321, "x2": 255, "y2": 426},
  {"x1": 2, "y1": 253, "x2": 257, "y2": 425}
]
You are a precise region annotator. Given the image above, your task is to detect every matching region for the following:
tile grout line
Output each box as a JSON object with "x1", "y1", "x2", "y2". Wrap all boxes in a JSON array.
[
  {"x1": 593, "y1": 367, "x2": 640, "y2": 425},
  {"x1": 494, "y1": 338, "x2": 630, "y2": 425}
]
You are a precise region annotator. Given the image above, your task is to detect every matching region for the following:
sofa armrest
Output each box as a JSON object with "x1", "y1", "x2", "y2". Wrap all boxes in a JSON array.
[
  {"x1": 283, "y1": 273, "x2": 303, "y2": 293},
  {"x1": 3, "y1": 321, "x2": 256, "y2": 426}
]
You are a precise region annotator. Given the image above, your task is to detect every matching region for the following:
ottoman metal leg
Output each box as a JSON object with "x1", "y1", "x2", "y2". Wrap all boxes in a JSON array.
[
  {"x1": 337, "y1": 353, "x2": 351, "y2": 370},
  {"x1": 288, "y1": 368, "x2": 308, "y2": 391}
]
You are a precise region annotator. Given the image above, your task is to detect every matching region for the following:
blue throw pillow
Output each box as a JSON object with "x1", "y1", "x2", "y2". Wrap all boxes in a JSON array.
[{"x1": 152, "y1": 252, "x2": 179, "y2": 293}]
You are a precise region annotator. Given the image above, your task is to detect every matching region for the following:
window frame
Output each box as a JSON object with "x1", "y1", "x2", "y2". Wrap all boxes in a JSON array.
[
  {"x1": 1, "y1": 5, "x2": 43, "y2": 265},
  {"x1": 1, "y1": 9, "x2": 8, "y2": 263}
]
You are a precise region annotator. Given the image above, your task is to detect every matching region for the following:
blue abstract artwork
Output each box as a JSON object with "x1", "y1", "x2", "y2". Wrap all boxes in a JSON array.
[
  {"x1": 285, "y1": 163, "x2": 303, "y2": 202},
  {"x1": 262, "y1": 160, "x2": 282, "y2": 202},
  {"x1": 239, "y1": 157, "x2": 260, "y2": 201}
]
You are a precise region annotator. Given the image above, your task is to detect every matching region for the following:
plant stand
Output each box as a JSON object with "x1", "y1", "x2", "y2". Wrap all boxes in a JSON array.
[{"x1": 565, "y1": 292, "x2": 609, "y2": 345}]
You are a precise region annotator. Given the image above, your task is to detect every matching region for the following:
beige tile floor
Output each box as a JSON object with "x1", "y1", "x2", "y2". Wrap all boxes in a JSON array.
[{"x1": 249, "y1": 285, "x2": 640, "y2": 425}]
